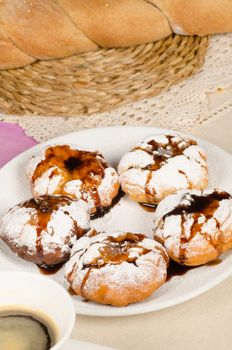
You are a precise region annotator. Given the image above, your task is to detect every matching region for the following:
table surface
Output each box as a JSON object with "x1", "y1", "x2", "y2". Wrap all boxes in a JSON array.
[{"x1": 70, "y1": 92, "x2": 232, "y2": 350}]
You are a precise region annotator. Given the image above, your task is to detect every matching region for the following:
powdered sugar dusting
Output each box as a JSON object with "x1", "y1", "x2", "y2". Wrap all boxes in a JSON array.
[
  {"x1": 26, "y1": 150, "x2": 46, "y2": 179},
  {"x1": 33, "y1": 167, "x2": 62, "y2": 197},
  {"x1": 0, "y1": 198, "x2": 90, "y2": 256},
  {"x1": 141, "y1": 134, "x2": 169, "y2": 146},
  {"x1": 65, "y1": 230, "x2": 168, "y2": 293},
  {"x1": 64, "y1": 179, "x2": 82, "y2": 199},
  {"x1": 0, "y1": 206, "x2": 37, "y2": 252},
  {"x1": 153, "y1": 189, "x2": 232, "y2": 263},
  {"x1": 118, "y1": 149, "x2": 153, "y2": 174},
  {"x1": 119, "y1": 168, "x2": 148, "y2": 197},
  {"x1": 118, "y1": 134, "x2": 208, "y2": 203},
  {"x1": 98, "y1": 168, "x2": 119, "y2": 205},
  {"x1": 27, "y1": 143, "x2": 120, "y2": 210}
]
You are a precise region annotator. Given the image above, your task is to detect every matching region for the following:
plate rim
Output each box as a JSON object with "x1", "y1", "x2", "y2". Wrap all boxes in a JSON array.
[
  {"x1": 1, "y1": 125, "x2": 232, "y2": 173},
  {"x1": 1, "y1": 125, "x2": 232, "y2": 317}
]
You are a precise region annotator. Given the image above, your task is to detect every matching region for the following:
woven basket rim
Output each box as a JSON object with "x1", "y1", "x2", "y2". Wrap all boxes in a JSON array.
[{"x1": 0, "y1": 34, "x2": 209, "y2": 118}]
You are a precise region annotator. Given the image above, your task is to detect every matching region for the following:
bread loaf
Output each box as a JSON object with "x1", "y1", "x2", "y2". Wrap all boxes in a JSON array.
[
  {"x1": 0, "y1": 0, "x2": 231, "y2": 70},
  {"x1": 151, "y1": 0, "x2": 232, "y2": 35}
]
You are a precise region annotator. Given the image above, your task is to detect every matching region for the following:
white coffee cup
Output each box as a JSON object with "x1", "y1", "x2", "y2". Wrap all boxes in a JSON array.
[{"x1": 0, "y1": 271, "x2": 76, "y2": 350}]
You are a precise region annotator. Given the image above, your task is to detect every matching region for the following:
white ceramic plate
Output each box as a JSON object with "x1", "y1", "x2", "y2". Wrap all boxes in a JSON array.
[
  {"x1": 1, "y1": 126, "x2": 232, "y2": 317},
  {"x1": 62, "y1": 339, "x2": 115, "y2": 350}
]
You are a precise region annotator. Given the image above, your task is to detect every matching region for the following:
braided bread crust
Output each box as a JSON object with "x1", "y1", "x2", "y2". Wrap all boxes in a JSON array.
[
  {"x1": 151, "y1": 0, "x2": 232, "y2": 35},
  {"x1": 0, "y1": 0, "x2": 232, "y2": 69}
]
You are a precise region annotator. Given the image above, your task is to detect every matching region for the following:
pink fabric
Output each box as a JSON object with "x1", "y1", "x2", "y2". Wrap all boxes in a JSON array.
[{"x1": 0, "y1": 122, "x2": 37, "y2": 168}]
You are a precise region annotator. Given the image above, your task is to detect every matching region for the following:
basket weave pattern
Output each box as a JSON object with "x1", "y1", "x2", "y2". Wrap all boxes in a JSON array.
[{"x1": 0, "y1": 34, "x2": 209, "y2": 117}]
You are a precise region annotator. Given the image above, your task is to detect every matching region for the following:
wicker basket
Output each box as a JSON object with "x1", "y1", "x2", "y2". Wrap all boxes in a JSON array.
[{"x1": 0, "y1": 34, "x2": 209, "y2": 117}]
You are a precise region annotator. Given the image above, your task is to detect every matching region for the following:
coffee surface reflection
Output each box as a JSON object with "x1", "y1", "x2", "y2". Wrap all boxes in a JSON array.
[{"x1": 0, "y1": 311, "x2": 57, "y2": 350}]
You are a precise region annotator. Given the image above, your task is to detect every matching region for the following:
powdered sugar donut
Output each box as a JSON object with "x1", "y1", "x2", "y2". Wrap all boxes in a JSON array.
[
  {"x1": 153, "y1": 190, "x2": 232, "y2": 266},
  {"x1": 65, "y1": 230, "x2": 169, "y2": 306},
  {"x1": 27, "y1": 144, "x2": 120, "y2": 214},
  {"x1": 118, "y1": 134, "x2": 208, "y2": 204},
  {"x1": 0, "y1": 196, "x2": 90, "y2": 266}
]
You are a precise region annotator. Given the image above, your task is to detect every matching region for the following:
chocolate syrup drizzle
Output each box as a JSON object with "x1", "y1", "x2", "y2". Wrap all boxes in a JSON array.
[
  {"x1": 37, "y1": 262, "x2": 64, "y2": 275},
  {"x1": 134, "y1": 135, "x2": 197, "y2": 172},
  {"x1": 139, "y1": 202, "x2": 157, "y2": 212},
  {"x1": 164, "y1": 191, "x2": 231, "y2": 218},
  {"x1": 133, "y1": 135, "x2": 197, "y2": 199},
  {"x1": 162, "y1": 191, "x2": 231, "y2": 264},
  {"x1": 34, "y1": 189, "x2": 124, "y2": 275},
  {"x1": 91, "y1": 188, "x2": 125, "y2": 220},
  {"x1": 70, "y1": 233, "x2": 157, "y2": 299},
  {"x1": 167, "y1": 258, "x2": 222, "y2": 281},
  {"x1": 23, "y1": 196, "x2": 84, "y2": 273},
  {"x1": 167, "y1": 261, "x2": 194, "y2": 281},
  {"x1": 32, "y1": 145, "x2": 108, "y2": 209}
]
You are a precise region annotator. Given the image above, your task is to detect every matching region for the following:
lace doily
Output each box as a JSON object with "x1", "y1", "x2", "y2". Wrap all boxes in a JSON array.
[{"x1": 1, "y1": 34, "x2": 232, "y2": 143}]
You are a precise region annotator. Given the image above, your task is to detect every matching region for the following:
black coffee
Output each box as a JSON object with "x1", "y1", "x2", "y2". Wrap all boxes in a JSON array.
[{"x1": 0, "y1": 311, "x2": 57, "y2": 350}]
